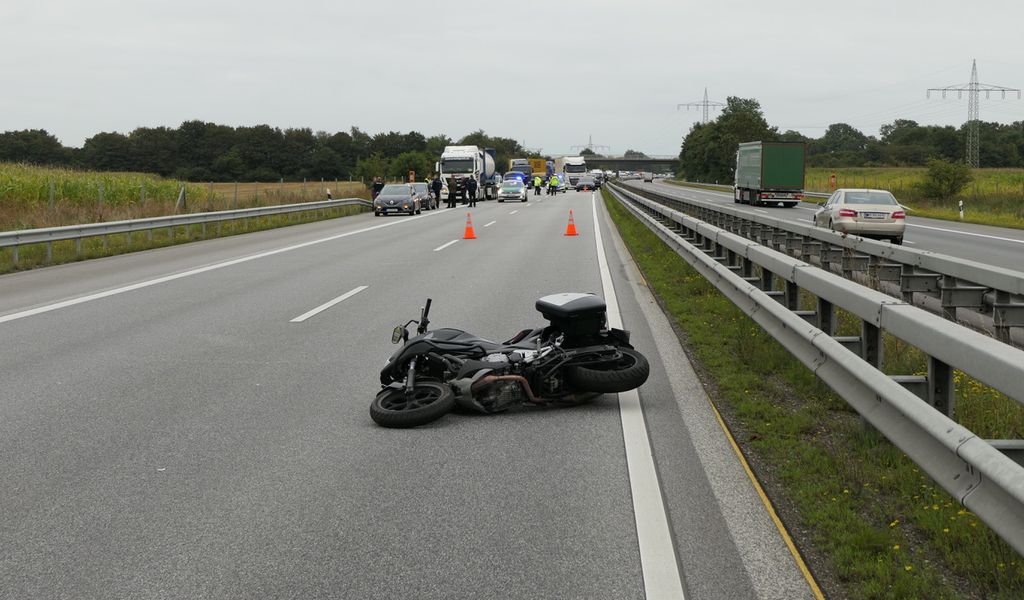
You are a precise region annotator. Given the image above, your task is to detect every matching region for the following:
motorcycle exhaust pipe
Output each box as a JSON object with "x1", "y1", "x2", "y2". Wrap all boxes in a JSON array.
[{"x1": 470, "y1": 374, "x2": 545, "y2": 404}]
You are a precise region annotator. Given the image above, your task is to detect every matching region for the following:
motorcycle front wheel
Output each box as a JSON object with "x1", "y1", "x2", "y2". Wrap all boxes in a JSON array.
[
  {"x1": 564, "y1": 349, "x2": 650, "y2": 393},
  {"x1": 370, "y1": 381, "x2": 455, "y2": 428}
]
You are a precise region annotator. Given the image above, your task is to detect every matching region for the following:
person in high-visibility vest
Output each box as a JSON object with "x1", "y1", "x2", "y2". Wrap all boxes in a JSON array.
[
  {"x1": 533, "y1": 175, "x2": 543, "y2": 195},
  {"x1": 548, "y1": 174, "x2": 558, "y2": 195}
]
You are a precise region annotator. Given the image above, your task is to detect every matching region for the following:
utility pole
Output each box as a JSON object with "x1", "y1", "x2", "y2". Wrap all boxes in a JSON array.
[
  {"x1": 570, "y1": 135, "x2": 610, "y2": 155},
  {"x1": 677, "y1": 87, "x2": 726, "y2": 124},
  {"x1": 927, "y1": 59, "x2": 1020, "y2": 168}
]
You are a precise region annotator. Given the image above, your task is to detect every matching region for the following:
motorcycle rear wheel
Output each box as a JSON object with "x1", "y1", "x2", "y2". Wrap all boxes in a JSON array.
[
  {"x1": 370, "y1": 381, "x2": 455, "y2": 428},
  {"x1": 564, "y1": 349, "x2": 650, "y2": 393}
]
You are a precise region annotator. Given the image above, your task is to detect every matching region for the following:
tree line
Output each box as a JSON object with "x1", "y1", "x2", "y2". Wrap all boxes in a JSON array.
[
  {"x1": 679, "y1": 97, "x2": 1024, "y2": 183},
  {"x1": 0, "y1": 124, "x2": 535, "y2": 182}
]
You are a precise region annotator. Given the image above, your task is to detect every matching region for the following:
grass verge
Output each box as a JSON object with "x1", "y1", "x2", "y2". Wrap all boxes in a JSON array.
[
  {"x1": 601, "y1": 187, "x2": 1024, "y2": 599},
  {"x1": 0, "y1": 205, "x2": 367, "y2": 275}
]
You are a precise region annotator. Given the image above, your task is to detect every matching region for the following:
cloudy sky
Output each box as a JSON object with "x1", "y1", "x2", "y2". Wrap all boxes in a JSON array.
[{"x1": 3, "y1": 0, "x2": 1022, "y2": 155}]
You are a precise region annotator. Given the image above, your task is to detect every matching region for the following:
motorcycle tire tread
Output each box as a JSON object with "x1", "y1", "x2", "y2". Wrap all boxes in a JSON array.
[
  {"x1": 564, "y1": 349, "x2": 650, "y2": 394},
  {"x1": 370, "y1": 381, "x2": 455, "y2": 428}
]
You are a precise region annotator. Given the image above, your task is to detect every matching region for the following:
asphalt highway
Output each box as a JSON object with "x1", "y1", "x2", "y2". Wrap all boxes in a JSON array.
[
  {"x1": 629, "y1": 180, "x2": 1024, "y2": 271},
  {"x1": 0, "y1": 190, "x2": 815, "y2": 599}
]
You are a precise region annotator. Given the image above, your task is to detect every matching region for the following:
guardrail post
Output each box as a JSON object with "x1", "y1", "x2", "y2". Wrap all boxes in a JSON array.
[
  {"x1": 928, "y1": 357, "x2": 955, "y2": 418},
  {"x1": 817, "y1": 298, "x2": 835, "y2": 335},
  {"x1": 46, "y1": 242, "x2": 52, "y2": 263},
  {"x1": 760, "y1": 268, "x2": 774, "y2": 292},
  {"x1": 785, "y1": 280, "x2": 800, "y2": 311}
]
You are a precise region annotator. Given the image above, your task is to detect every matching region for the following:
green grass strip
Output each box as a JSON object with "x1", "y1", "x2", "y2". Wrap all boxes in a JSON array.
[{"x1": 601, "y1": 187, "x2": 1023, "y2": 599}]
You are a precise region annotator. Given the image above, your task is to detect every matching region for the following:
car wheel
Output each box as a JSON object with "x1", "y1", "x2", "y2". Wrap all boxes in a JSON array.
[{"x1": 893, "y1": 236, "x2": 904, "y2": 245}]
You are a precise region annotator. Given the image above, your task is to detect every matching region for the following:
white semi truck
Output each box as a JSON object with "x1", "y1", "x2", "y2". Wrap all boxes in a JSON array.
[
  {"x1": 561, "y1": 156, "x2": 588, "y2": 186},
  {"x1": 438, "y1": 146, "x2": 498, "y2": 201}
]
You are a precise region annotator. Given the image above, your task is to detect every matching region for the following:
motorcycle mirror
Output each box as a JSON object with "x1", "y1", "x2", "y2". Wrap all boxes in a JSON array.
[{"x1": 391, "y1": 326, "x2": 405, "y2": 344}]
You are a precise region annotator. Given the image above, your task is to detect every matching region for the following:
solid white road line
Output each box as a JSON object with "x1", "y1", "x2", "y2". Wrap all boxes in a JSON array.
[
  {"x1": 484, "y1": 221, "x2": 497, "y2": 227},
  {"x1": 433, "y1": 240, "x2": 459, "y2": 252},
  {"x1": 754, "y1": 209, "x2": 769, "y2": 214},
  {"x1": 797, "y1": 218, "x2": 813, "y2": 223},
  {"x1": 0, "y1": 210, "x2": 448, "y2": 326},
  {"x1": 290, "y1": 285, "x2": 368, "y2": 323},
  {"x1": 509, "y1": 210, "x2": 518, "y2": 215},
  {"x1": 906, "y1": 222, "x2": 1024, "y2": 245},
  {"x1": 591, "y1": 196, "x2": 686, "y2": 599}
]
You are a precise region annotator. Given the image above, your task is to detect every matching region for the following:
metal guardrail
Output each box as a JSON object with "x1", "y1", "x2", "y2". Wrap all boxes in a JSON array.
[
  {"x1": 620, "y1": 181, "x2": 1024, "y2": 344},
  {"x1": 666, "y1": 180, "x2": 830, "y2": 199},
  {"x1": 0, "y1": 198, "x2": 371, "y2": 263},
  {"x1": 607, "y1": 183, "x2": 1024, "y2": 556}
]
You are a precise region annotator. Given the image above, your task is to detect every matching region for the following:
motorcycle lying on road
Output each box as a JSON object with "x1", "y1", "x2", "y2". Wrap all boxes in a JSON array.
[{"x1": 370, "y1": 293, "x2": 650, "y2": 428}]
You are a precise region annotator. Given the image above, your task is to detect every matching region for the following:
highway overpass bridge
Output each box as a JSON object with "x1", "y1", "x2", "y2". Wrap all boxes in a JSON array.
[{"x1": 562, "y1": 155, "x2": 679, "y2": 172}]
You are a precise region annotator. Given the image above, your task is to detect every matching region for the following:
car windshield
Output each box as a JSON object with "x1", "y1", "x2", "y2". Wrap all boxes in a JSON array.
[
  {"x1": 441, "y1": 158, "x2": 474, "y2": 173},
  {"x1": 565, "y1": 164, "x2": 587, "y2": 173},
  {"x1": 578, "y1": 177, "x2": 594, "y2": 183},
  {"x1": 502, "y1": 182, "x2": 523, "y2": 189},
  {"x1": 412, "y1": 183, "x2": 428, "y2": 192},
  {"x1": 844, "y1": 191, "x2": 898, "y2": 206},
  {"x1": 380, "y1": 185, "x2": 410, "y2": 194}
]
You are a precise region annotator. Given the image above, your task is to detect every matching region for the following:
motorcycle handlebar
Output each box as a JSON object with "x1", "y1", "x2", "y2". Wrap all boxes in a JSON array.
[{"x1": 417, "y1": 298, "x2": 432, "y2": 334}]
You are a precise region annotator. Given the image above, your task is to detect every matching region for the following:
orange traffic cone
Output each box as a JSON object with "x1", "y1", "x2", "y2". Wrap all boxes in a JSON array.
[
  {"x1": 564, "y1": 210, "x2": 579, "y2": 236},
  {"x1": 463, "y1": 213, "x2": 477, "y2": 239}
]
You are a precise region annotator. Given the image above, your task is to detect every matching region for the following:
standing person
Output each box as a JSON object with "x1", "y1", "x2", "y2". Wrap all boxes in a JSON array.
[
  {"x1": 533, "y1": 175, "x2": 542, "y2": 195},
  {"x1": 371, "y1": 177, "x2": 385, "y2": 200},
  {"x1": 466, "y1": 177, "x2": 478, "y2": 207},
  {"x1": 431, "y1": 175, "x2": 444, "y2": 208},
  {"x1": 548, "y1": 174, "x2": 558, "y2": 195}
]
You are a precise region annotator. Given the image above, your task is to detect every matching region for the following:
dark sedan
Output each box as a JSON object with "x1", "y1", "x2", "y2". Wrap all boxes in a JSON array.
[
  {"x1": 373, "y1": 184, "x2": 421, "y2": 216},
  {"x1": 411, "y1": 182, "x2": 436, "y2": 210},
  {"x1": 574, "y1": 176, "x2": 598, "y2": 191}
]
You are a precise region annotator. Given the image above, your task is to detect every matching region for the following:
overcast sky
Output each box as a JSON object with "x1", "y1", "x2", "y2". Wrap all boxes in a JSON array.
[{"x1": 3, "y1": 0, "x2": 1022, "y2": 156}]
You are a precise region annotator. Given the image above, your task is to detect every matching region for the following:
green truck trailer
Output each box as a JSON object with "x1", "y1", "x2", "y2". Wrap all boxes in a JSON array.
[{"x1": 733, "y1": 141, "x2": 806, "y2": 208}]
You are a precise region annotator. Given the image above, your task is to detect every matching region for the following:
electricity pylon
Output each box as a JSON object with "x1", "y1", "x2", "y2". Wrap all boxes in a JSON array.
[
  {"x1": 570, "y1": 135, "x2": 610, "y2": 154},
  {"x1": 677, "y1": 87, "x2": 725, "y2": 124},
  {"x1": 927, "y1": 59, "x2": 1020, "y2": 168}
]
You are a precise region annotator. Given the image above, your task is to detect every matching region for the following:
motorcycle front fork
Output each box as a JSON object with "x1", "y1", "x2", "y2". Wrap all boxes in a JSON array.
[{"x1": 404, "y1": 357, "x2": 417, "y2": 395}]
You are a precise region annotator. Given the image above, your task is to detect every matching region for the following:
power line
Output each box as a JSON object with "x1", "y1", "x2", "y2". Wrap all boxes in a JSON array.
[
  {"x1": 927, "y1": 59, "x2": 1021, "y2": 167},
  {"x1": 677, "y1": 87, "x2": 725, "y2": 124}
]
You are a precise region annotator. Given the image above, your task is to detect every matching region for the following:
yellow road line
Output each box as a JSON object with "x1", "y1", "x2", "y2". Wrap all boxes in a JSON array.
[{"x1": 707, "y1": 399, "x2": 826, "y2": 600}]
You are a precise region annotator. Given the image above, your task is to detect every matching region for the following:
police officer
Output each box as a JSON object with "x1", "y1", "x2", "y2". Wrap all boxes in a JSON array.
[
  {"x1": 466, "y1": 177, "x2": 478, "y2": 207},
  {"x1": 431, "y1": 175, "x2": 444, "y2": 208},
  {"x1": 548, "y1": 174, "x2": 558, "y2": 195},
  {"x1": 533, "y1": 175, "x2": 543, "y2": 195}
]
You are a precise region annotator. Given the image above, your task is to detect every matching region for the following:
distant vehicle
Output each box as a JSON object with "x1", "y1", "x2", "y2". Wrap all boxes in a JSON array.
[
  {"x1": 373, "y1": 183, "x2": 421, "y2": 216},
  {"x1": 497, "y1": 180, "x2": 528, "y2": 202},
  {"x1": 554, "y1": 173, "x2": 568, "y2": 193},
  {"x1": 813, "y1": 189, "x2": 906, "y2": 245},
  {"x1": 589, "y1": 169, "x2": 605, "y2": 186},
  {"x1": 575, "y1": 176, "x2": 598, "y2": 191},
  {"x1": 438, "y1": 145, "x2": 498, "y2": 201},
  {"x1": 641, "y1": 172, "x2": 654, "y2": 183},
  {"x1": 528, "y1": 158, "x2": 549, "y2": 179},
  {"x1": 561, "y1": 156, "x2": 588, "y2": 186},
  {"x1": 734, "y1": 141, "x2": 805, "y2": 208},
  {"x1": 411, "y1": 182, "x2": 435, "y2": 210},
  {"x1": 504, "y1": 171, "x2": 528, "y2": 186},
  {"x1": 508, "y1": 158, "x2": 532, "y2": 185}
]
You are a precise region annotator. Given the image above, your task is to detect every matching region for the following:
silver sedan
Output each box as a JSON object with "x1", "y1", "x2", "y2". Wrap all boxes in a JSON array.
[{"x1": 813, "y1": 189, "x2": 906, "y2": 244}]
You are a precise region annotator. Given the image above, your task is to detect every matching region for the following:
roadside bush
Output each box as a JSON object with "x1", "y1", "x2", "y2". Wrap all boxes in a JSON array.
[{"x1": 918, "y1": 158, "x2": 973, "y2": 201}]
